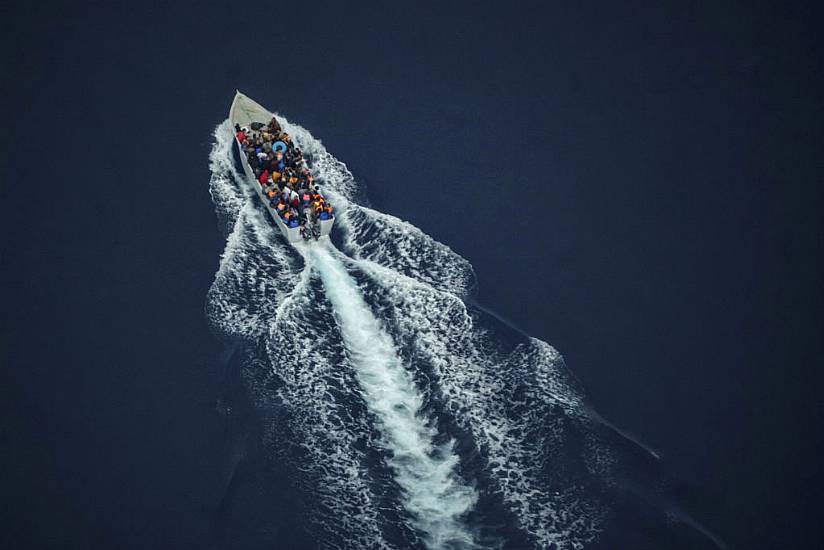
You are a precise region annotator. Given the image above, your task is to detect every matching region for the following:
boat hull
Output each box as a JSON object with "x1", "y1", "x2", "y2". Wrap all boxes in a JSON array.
[{"x1": 229, "y1": 91, "x2": 334, "y2": 244}]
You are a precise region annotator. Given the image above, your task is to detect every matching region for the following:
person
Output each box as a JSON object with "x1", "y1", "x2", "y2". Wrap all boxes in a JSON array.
[
  {"x1": 313, "y1": 199, "x2": 324, "y2": 218},
  {"x1": 247, "y1": 153, "x2": 260, "y2": 171},
  {"x1": 259, "y1": 169, "x2": 269, "y2": 186},
  {"x1": 236, "y1": 128, "x2": 246, "y2": 143}
]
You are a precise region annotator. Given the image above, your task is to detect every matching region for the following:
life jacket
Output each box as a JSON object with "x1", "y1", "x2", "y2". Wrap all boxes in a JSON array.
[
  {"x1": 289, "y1": 176, "x2": 298, "y2": 185},
  {"x1": 272, "y1": 171, "x2": 281, "y2": 181},
  {"x1": 302, "y1": 193, "x2": 311, "y2": 203},
  {"x1": 236, "y1": 131, "x2": 246, "y2": 142},
  {"x1": 259, "y1": 171, "x2": 269, "y2": 185},
  {"x1": 267, "y1": 190, "x2": 276, "y2": 199},
  {"x1": 276, "y1": 202, "x2": 286, "y2": 211}
]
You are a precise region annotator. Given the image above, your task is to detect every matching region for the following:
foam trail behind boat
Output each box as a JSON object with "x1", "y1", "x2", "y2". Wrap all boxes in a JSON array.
[
  {"x1": 305, "y1": 242, "x2": 479, "y2": 550},
  {"x1": 209, "y1": 113, "x2": 725, "y2": 550}
]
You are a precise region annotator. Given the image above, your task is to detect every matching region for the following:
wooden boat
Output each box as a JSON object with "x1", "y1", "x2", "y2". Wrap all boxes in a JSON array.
[{"x1": 229, "y1": 91, "x2": 334, "y2": 243}]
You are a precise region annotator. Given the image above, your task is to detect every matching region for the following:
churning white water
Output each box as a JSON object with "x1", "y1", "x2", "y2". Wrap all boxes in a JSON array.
[
  {"x1": 208, "y1": 114, "x2": 608, "y2": 549},
  {"x1": 306, "y1": 242, "x2": 478, "y2": 549}
]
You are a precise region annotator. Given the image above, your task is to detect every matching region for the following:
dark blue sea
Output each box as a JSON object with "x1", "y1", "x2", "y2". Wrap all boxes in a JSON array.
[{"x1": 2, "y1": 2, "x2": 823, "y2": 549}]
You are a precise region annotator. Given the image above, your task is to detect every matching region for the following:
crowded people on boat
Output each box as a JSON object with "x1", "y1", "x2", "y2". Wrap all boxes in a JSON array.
[{"x1": 234, "y1": 119, "x2": 333, "y2": 230}]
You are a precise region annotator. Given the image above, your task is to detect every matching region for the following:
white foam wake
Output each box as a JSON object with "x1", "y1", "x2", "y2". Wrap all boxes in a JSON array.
[
  {"x1": 207, "y1": 114, "x2": 607, "y2": 549},
  {"x1": 351, "y1": 256, "x2": 606, "y2": 550},
  {"x1": 306, "y1": 242, "x2": 478, "y2": 549}
]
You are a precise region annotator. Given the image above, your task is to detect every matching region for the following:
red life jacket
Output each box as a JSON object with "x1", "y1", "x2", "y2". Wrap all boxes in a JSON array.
[
  {"x1": 236, "y1": 131, "x2": 246, "y2": 142},
  {"x1": 259, "y1": 171, "x2": 269, "y2": 185}
]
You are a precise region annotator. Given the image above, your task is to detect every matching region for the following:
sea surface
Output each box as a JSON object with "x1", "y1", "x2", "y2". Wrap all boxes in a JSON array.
[{"x1": 2, "y1": 2, "x2": 822, "y2": 549}]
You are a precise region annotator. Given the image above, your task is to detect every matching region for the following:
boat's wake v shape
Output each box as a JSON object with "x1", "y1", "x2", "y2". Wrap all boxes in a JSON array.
[{"x1": 206, "y1": 116, "x2": 726, "y2": 550}]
